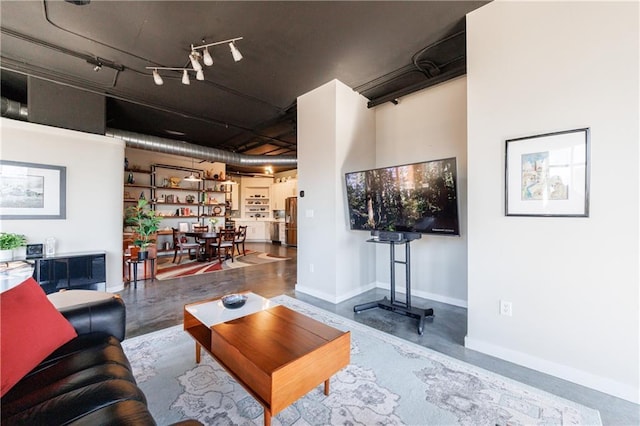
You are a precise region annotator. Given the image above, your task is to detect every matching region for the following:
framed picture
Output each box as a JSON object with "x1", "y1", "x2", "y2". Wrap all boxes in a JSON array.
[
  {"x1": 0, "y1": 160, "x2": 66, "y2": 220},
  {"x1": 505, "y1": 128, "x2": 590, "y2": 217}
]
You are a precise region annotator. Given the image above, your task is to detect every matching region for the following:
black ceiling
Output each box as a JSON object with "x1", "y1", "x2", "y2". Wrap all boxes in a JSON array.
[{"x1": 0, "y1": 1, "x2": 487, "y2": 173}]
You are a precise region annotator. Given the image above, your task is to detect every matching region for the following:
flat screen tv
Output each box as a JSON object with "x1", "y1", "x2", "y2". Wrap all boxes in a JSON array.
[{"x1": 345, "y1": 157, "x2": 460, "y2": 235}]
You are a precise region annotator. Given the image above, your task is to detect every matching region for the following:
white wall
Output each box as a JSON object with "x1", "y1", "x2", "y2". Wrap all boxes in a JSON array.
[
  {"x1": 296, "y1": 80, "x2": 376, "y2": 302},
  {"x1": 374, "y1": 76, "x2": 468, "y2": 306},
  {"x1": 1, "y1": 118, "x2": 125, "y2": 292},
  {"x1": 466, "y1": 1, "x2": 639, "y2": 403}
]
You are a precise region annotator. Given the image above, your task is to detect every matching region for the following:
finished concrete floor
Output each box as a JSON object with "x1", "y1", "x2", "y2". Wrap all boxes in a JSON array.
[{"x1": 120, "y1": 242, "x2": 638, "y2": 425}]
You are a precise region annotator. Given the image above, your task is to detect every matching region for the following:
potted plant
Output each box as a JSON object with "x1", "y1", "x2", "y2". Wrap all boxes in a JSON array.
[
  {"x1": 0, "y1": 232, "x2": 27, "y2": 261},
  {"x1": 125, "y1": 199, "x2": 162, "y2": 260}
]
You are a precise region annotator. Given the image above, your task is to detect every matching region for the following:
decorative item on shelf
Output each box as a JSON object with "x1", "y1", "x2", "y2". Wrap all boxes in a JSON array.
[
  {"x1": 127, "y1": 173, "x2": 134, "y2": 184},
  {"x1": 124, "y1": 157, "x2": 129, "y2": 170},
  {"x1": 165, "y1": 194, "x2": 175, "y2": 203},
  {"x1": 26, "y1": 243, "x2": 44, "y2": 259},
  {"x1": 169, "y1": 177, "x2": 181, "y2": 188},
  {"x1": 219, "y1": 172, "x2": 225, "y2": 181},
  {"x1": 44, "y1": 236, "x2": 56, "y2": 256},
  {"x1": 213, "y1": 174, "x2": 219, "y2": 180},
  {"x1": 209, "y1": 217, "x2": 219, "y2": 228},
  {"x1": 213, "y1": 206, "x2": 222, "y2": 215},
  {"x1": 0, "y1": 232, "x2": 27, "y2": 261},
  {"x1": 139, "y1": 191, "x2": 146, "y2": 200},
  {"x1": 186, "y1": 195, "x2": 195, "y2": 204},
  {"x1": 162, "y1": 177, "x2": 169, "y2": 187}
]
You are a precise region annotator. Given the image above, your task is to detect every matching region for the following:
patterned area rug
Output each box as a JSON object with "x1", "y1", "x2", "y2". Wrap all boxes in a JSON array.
[
  {"x1": 155, "y1": 251, "x2": 289, "y2": 280},
  {"x1": 121, "y1": 296, "x2": 602, "y2": 426}
]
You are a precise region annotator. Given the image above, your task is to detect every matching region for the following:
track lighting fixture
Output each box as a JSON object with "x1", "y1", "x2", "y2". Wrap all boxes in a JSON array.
[
  {"x1": 229, "y1": 42, "x2": 243, "y2": 62},
  {"x1": 191, "y1": 37, "x2": 243, "y2": 63},
  {"x1": 152, "y1": 69, "x2": 163, "y2": 85},
  {"x1": 189, "y1": 52, "x2": 203, "y2": 72},
  {"x1": 202, "y1": 47, "x2": 214, "y2": 66},
  {"x1": 146, "y1": 36, "x2": 243, "y2": 86},
  {"x1": 146, "y1": 67, "x2": 197, "y2": 85}
]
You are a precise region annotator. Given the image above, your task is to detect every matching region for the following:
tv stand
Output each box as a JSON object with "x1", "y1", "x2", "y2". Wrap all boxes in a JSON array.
[{"x1": 353, "y1": 236, "x2": 434, "y2": 335}]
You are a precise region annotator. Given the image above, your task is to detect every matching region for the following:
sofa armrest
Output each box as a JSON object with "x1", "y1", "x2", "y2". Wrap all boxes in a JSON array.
[{"x1": 58, "y1": 296, "x2": 126, "y2": 341}]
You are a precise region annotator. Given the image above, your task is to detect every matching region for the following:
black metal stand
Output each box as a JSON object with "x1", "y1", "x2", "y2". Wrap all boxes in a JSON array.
[{"x1": 354, "y1": 237, "x2": 434, "y2": 335}]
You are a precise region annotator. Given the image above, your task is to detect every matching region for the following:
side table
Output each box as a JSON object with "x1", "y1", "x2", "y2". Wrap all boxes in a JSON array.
[{"x1": 126, "y1": 257, "x2": 155, "y2": 289}]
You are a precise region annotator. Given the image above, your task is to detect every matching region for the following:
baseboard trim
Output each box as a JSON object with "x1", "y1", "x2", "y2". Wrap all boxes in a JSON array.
[
  {"x1": 374, "y1": 281, "x2": 468, "y2": 308},
  {"x1": 295, "y1": 282, "x2": 378, "y2": 304},
  {"x1": 464, "y1": 336, "x2": 640, "y2": 404}
]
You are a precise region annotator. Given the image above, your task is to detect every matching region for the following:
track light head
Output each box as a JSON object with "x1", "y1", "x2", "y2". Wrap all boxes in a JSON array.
[
  {"x1": 182, "y1": 69, "x2": 190, "y2": 85},
  {"x1": 229, "y1": 42, "x2": 243, "y2": 62},
  {"x1": 152, "y1": 69, "x2": 164, "y2": 85},
  {"x1": 196, "y1": 69, "x2": 205, "y2": 81},
  {"x1": 203, "y1": 47, "x2": 214, "y2": 66},
  {"x1": 189, "y1": 52, "x2": 203, "y2": 72}
]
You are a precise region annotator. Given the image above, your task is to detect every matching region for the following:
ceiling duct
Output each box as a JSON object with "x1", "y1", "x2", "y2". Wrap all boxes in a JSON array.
[
  {"x1": 0, "y1": 96, "x2": 297, "y2": 169},
  {"x1": 105, "y1": 128, "x2": 297, "y2": 168},
  {"x1": 1, "y1": 97, "x2": 28, "y2": 120}
]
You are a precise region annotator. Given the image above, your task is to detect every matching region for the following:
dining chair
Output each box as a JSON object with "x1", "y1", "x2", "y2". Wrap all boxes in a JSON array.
[
  {"x1": 234, "y1": 225, "x2": 248, "y2": 256},
  {"x1": 192, "y1": 224, "x2": 209, "y2": 255},
  {"x1": 212, "y1": 229, "x2": 235, "y2": 264},
  {"x1": 172, "y1": 227, "x2": 200, "y2": 263}
]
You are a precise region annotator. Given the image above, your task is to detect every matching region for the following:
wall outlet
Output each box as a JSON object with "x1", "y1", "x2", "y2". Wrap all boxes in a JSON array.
[
  {"x1": 309, "y1": 263, "x2": 314, "y2": 273},
  {"x1": 500, "y1": 300, "x2": 513, "y2": 316}
]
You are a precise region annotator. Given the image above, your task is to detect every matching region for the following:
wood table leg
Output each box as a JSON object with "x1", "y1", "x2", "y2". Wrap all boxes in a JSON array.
[
  {"x1": 324, "y1": 378, "x2": 330, "y2": 395},
  {"x1": 264, "y1": 408, "x2": 271, "y2": 426},
  {"x1": 195, "y1": 342, "x2": 201, "y2": 364}
]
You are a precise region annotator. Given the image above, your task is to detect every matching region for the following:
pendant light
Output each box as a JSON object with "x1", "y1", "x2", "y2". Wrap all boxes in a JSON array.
[
  {"x1": 184, "y1": 158, "x2": 201, "y2": 182},
  {"x1": 181, "y1": 69, "x2": 190, "y2": 85}
]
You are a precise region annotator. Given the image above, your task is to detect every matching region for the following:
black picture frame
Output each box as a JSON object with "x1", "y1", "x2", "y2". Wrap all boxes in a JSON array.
[{"x1": 505, "y1": 128, "x2": 590, "y2": 217}]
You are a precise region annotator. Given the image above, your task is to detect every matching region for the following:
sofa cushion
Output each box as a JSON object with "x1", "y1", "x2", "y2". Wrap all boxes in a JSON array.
[{"x1": 1, "y1": 277, "x2": 77, "y2": 397}]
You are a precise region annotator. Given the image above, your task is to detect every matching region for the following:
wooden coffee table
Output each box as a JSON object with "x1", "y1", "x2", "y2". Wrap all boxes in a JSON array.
[{"x1": 183, "y1": 293, "x2": 350, "y2": 426}]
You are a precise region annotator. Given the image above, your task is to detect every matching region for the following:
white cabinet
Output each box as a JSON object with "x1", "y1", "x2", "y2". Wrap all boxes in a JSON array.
[
  {"x1": 271, "y1": 180, "x2": 297, "y2": 210},
  {"x1": 236, "y1": 220, "x2": 268, "y2": 242}
]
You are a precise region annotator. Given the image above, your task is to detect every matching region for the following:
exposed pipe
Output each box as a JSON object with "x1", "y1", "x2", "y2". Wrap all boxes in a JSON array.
[
  {"x1": 0, "y1": 96, "x2": 297, "y2": 168},
  {"x1": 105, "y1": 128, "x2": 297, "y2": 168},
  {"x1": 0, "y1": 97, "x2": 29, "y2": 120}
]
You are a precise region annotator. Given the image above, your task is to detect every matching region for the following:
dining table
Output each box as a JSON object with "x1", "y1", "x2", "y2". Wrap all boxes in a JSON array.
[{"x1": 185, "y1": 231, "x2": 218, "y2": 261}]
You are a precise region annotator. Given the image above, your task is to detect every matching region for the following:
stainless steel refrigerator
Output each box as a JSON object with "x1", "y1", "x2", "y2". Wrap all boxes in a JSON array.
[{"x1": 285, "y1": 197, "x2": 297, "y2": 246}]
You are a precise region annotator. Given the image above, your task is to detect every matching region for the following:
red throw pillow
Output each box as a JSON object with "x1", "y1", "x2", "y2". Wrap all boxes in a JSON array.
[{"x1": 1, "y1": 277, "x2": 77, "y2": 397}]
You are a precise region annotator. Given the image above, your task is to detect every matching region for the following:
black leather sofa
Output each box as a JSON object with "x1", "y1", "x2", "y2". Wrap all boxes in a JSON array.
[{"x1": 1, "y1": 295, "x2": 199, "y2": 425}]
